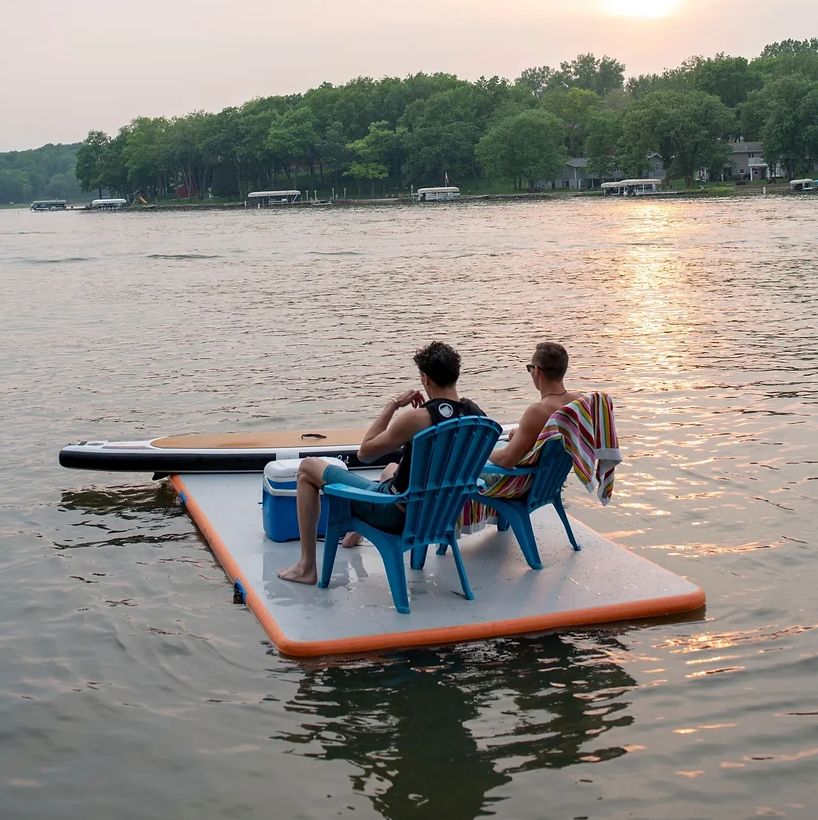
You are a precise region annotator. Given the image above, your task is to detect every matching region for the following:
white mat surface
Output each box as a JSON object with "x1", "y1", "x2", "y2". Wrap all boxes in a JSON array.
[{"x1": 174, "y1": 473, "x2": 704, "y2": 655}]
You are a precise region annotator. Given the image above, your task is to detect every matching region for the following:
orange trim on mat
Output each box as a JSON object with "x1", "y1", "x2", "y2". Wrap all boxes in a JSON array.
[{"x1": 170, "y1": 476, "x2": 706, "y2": 658}]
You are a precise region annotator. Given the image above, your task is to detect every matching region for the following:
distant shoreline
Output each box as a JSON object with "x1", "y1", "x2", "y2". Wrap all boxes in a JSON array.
[{"x1": 5, "y1": 182, "x2": 814, "y2": 213}]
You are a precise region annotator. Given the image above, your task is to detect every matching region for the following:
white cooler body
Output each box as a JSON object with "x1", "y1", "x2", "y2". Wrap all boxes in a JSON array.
[{"x1": 262, "y1": 457, "x2": 347, "y2": 542}]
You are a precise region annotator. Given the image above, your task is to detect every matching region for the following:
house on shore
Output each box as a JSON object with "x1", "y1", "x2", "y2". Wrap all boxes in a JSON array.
[
  {"x1": 539, "y1": 152, "x2": 666, "y2": 191},
  {"x1": 724, "y1": 142, "x2": 782, "y2": 181},
  {"x1": 544, "y1": 158, "x2": 604, "y2": 190}
]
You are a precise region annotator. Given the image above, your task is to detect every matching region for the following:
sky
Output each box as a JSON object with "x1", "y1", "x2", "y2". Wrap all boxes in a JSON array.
[{"x1": 2, "y1": 0, "x2": 817, "y2": 151}]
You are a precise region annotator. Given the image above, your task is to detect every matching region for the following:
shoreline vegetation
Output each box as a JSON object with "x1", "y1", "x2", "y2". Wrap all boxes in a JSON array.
[
  {"x1": 3, "y1": 39, "x2": 818, "y2": 208},
  {"x1": 2, "y1": 178, "x2": 807, "y2": 213}
]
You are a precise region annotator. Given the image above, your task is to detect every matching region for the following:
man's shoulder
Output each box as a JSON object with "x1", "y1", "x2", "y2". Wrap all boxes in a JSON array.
[
  {"x1": 459, "y1": 398, "x2": 486, "y2": 417},
  {"x1": 524, "y1": 399, "x2": 554, "y2": 420},
  {"x1": 395, "y1": 406, "x2": 434, "y2": 438}
]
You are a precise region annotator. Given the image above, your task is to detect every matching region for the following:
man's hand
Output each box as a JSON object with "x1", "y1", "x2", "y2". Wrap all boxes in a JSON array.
[{"x1": 392, "y1": 389, "x2": 425, "y2": 409}]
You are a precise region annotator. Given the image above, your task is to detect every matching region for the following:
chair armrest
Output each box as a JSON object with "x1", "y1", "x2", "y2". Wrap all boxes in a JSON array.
[
  {"x1": 482, "y1": 463, "x2": 537, "y2": 477},
  {"x1": 323, "y1": 483, "x2": 407, "y2": 505}
]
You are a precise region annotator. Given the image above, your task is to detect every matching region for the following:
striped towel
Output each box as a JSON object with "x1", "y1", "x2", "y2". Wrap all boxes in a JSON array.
[
  {"x1": 544, "y1": 392, "x2": 621, "y2": 506},
  {"x1": 457, "y1": 393, "x2": 621, "y2": 533},
  {"x1": 478, "y1": 429, "x2": 556, "y2": 499},
  {"x1": 457, "y1": 430, "x2": 557, "y2": 534}
]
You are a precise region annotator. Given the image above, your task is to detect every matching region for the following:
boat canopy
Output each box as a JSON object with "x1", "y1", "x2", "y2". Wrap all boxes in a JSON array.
[
  {"x1": 789, "y1": 178, "x2": 815, "y2": 188},
  {"x1": 91, "y1": 198, "x2": 127, "y2": 207},
  {"x1": 247, "y1": 190, "x2": 301, "y2": 197},
  {"x1": 416, "y1": 186, "x2": 460, "y2": 201},
  {"x1": 601, "y1": 179, "x2": 663, "y2": 188},
  {"x1": 30, "y1": 199, "x2": 67, "y2": 210}
]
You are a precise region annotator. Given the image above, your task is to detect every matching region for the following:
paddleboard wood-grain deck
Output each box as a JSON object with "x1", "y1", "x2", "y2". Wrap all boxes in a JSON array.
[
  {"x1": 59, "y1": 428, "x2": 398, "y2": 473},
  {"x1": 153, "y1": 428, "x2": 370, "y2": 449}
]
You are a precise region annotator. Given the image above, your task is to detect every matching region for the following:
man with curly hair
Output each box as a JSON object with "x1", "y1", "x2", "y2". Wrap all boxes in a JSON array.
[{"x1": 278, "y1": 341, "x2": 485, "y2": 586}]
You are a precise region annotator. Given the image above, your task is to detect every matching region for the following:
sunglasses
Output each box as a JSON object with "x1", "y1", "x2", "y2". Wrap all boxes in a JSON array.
[{"x1": 526, "y1": 364, "x2": 540, "y2": 374}]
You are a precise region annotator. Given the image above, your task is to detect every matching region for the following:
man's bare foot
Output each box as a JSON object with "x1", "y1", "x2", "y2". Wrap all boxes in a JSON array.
[
  {"x1": 278, "y1": 562, "x2": 317, "y2": 585},
  {"x1": 341, "y1": 531, "x2": 363, "y2": 548}
]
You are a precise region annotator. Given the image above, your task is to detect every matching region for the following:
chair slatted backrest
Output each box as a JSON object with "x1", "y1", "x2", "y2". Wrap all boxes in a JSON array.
[
  {"x1": 402, "y1": 417, "x2": 502, "y2": 546},
  {"x1": 526, "y1": 435, "x2": 574, "y2": 513}
]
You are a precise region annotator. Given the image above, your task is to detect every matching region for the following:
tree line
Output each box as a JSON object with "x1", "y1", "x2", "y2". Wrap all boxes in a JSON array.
[
  {"x1": 67, "y1": 39, "x2": 818, "y2": 201},
  {"x1": 0, "y1": 143, "x2": 85, "y2": 204}
]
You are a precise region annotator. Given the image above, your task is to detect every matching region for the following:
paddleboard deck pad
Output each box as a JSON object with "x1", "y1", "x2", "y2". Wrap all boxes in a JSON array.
[
  {"x1": 59, "y1": 428, "x2": 400, "y2": 473},
  {"x1": 171, "y1": 472, "x2": 705, "y2": 657}
]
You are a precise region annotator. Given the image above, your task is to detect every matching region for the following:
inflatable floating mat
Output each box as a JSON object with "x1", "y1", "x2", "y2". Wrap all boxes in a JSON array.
[{"x1": 171, "y1": 472, "x2": 705, "y2": 658}]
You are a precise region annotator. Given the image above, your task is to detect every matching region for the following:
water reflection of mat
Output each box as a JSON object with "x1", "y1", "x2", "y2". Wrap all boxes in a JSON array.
[{"x1": 171, "y1": 473, "x2": 705, "y2": 657}]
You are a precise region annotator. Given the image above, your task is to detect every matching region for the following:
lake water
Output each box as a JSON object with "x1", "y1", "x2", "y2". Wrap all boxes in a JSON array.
[{"x1": 1, "y1": 197, "x2": 817, "y2": 820}]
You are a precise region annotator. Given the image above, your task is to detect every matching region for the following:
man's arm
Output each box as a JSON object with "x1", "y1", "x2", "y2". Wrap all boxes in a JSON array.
[
  {"x1": 357, "y1": 391, "x2": 430, "y2": 464},
  {"x1": 489, "y1": 402, "x2": 551, "y2": 469}
]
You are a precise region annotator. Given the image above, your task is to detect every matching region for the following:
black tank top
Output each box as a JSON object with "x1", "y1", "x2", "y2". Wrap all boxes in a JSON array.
[{"x1": 390, "y1": 398, "x2": 486, "y2": 495}]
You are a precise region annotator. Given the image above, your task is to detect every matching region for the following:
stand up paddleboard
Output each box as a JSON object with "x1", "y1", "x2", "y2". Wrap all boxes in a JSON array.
[
  {"x1": 59, "y1": 425, "x2": 517, "y2": 474},
  {"x1": 58, "y1": 428, "x2": 399, "y2": 473}
]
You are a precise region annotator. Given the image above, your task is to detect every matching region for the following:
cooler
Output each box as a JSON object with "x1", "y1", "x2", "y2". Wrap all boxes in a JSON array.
[{"x1": 262, "y1": 458, "x2": 348, "y2": 542}]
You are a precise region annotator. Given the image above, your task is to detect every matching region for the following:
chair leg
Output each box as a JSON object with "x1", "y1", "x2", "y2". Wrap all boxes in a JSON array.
[
  {"x1": 319, "y1": 520, "x2": 343, "y2": 588},
  {"x1": 372, "y1": 542, "x2": 410, "y2": 614},
  {"x1": 500, "y1": 506, "x2": 543, "y2": 570},
  {"x1": 446, "y1": 535, "x2": 474, "y2": 601},
  {"x1": 496, "y1": 513, "x2": 509, "y2": 531},
  {"x1": 436, "y1": 543, "x2": 448, "y2": 556},
  {"x1": 410, "y1": 544, "x2": 429, "y2": 570},
  {"x1": 553, "y1": 496, "x2": 581, "y2": 551}
]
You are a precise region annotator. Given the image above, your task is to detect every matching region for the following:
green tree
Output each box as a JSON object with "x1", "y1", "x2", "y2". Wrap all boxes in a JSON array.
[
  {"x1": 517, "y1": 55, "x2": 624, "y2": 99},
  {"x1": 75, "y1": 130, "x2": 111, "y2": 198},
  {"x1": 626, "y1": 58, "x2": 699, "y2": 99},
  {"x1": 347, "y1": 120, "x2": 405, "y2": 193},
  {"x1": 122, "y1": 117, "x2": 174, "y2": 200},
  {"x1": 618, "y1": 91, "x2": 732, "y2": 186},
  {"x1": 585, "y1": 110, "x2": 622, "y2": 181},
  {"x1": 742, "y1": 74, "x2": 818, "y2": 177},
  {"x1": 560, "y1": 54, "x2": 625, "y2": 96},
  {"x1": 0, "y1": 168, "x2": 32, "y2": 203},
  {"x1": 760, "y1": 39, "x2": 818, "y2": 58},
  {"x1": 347, "y1": 160, "x2": 388, "y2": 197},
  {"x1": 476, "y1": 109, "x2": 566, "y2": 189},
  {"x1": 0, "y1": 142, "x2": 82, "y2": 202},
  {"x1": 266, "y1": 107, "x2": 320, "y2": 188},
  {"x1": 694, "y1": 54, "x2": 762, "y2": 110},
  {"x1": 320, "y1": 121, "x2": 353, "y2": 190},
  {"x1": 515, "y1": 66, "x2": 557, "y2": 98},
  {"x1": 98, "y1": 131, "x2": 129, "y2": 197},
  {"x1": 540, "y1": 87, "x2": 603, "y2": 155},
  {"x1": 401, "y1": 85, "x2": 496, "y2": 186}
]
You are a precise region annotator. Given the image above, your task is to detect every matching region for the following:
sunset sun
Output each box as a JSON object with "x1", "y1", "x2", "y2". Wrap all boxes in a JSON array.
[{"x1": 604, "y1": 0, "x2": 681, "y2": 18}]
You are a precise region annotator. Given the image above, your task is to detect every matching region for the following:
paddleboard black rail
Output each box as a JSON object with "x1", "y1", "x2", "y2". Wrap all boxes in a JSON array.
[{"x1": 58, "y1": 446, "x2": 401, "y2": 474}]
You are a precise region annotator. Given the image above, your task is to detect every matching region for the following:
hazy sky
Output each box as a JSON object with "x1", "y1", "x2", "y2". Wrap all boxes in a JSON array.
[{"x1": 2, "y1": 0, "x2": 817, "y2": 151}]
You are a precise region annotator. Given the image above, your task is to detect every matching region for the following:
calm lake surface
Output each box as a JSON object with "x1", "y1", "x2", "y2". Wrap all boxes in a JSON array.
[{"x1": 1, "y1": 197, "x2": 817, "y2": 820}]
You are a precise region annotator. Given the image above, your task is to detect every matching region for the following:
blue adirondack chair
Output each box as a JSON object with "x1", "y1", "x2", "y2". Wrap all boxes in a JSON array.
[
  {"x1": 319, "y1": 416, "x2": 502, "y2": 614},
  {"x1": 465, "y1": 434, "x2": 580, "y2": 570}
]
